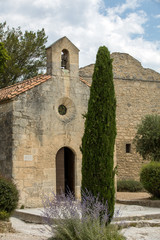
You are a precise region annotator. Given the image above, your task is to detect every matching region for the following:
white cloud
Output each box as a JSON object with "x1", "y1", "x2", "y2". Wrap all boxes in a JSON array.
[
  {"x1": 0, "y1": 0, "x2": 160, "y2": 73},
  {"x1": 106, "y1": 0, "x2": 142, "y2": 15}
]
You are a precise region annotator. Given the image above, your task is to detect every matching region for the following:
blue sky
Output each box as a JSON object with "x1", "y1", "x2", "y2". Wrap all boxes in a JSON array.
[
  {"x1": 105, "y1": 0, "x2": 160, "y2": 42},
  {"x1": 0, "y1": 0, "x2": 160, "y2": 73}
]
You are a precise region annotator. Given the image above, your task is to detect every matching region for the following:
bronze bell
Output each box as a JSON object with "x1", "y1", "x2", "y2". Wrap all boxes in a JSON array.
[{"x1": 61, "y1": 58, "x2": 67, "y2": 68}]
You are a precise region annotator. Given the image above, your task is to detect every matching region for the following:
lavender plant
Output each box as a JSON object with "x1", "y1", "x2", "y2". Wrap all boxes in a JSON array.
[{"x1": 42, "y1": 190, "x2": 125, "y2": 240}]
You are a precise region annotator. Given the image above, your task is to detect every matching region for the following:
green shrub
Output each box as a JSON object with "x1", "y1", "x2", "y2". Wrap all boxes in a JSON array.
[
  {"x1": 0, "y1": 210, "x2": 10, "y2": 221},
  {"x1": 140, "y1": 162, "x2": 160, "y2": 198},
  {"x1": 0, "y1": 175, "x2": 19, "y2": 216},
  {"x1": 117, "y1": 179, "x2": 144, "y2": 192},
  {"x1": 51, "y1": 223, "x2": 125, "y2": 240}
]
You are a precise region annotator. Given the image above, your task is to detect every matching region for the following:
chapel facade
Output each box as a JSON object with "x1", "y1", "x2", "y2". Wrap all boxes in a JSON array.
[{"x1": 0, "y1": 36, "x2": 160, "y2": 207}]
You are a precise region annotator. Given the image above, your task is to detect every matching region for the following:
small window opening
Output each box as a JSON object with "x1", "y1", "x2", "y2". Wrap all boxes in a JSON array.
[
  {"x1": 58, "y1": 104, "x2": 67, "y2": 115},
  {"x1": 126, "y1": 144, "x2": 131, "y2": 153},
  {"x1": 61, "y1": 49, "x2": 69, "y2": 69}
]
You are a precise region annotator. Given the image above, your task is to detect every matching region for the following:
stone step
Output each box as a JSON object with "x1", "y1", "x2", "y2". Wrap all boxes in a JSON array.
[
  {"x1": 114, "y1": 219, "x2": 160, "y2": 229},
  {"x1": 116, "y1": 199, "x2": 160, "y2": 208},
  {"x1": 114, "y1": 213, "x2": 160, "y2": 222},
  {"x1": 13, "y1": 208, "x2": 160, "y2": 226},
  {"x1": 13, "y1": 211, "x2": 45, "y2": 224}
]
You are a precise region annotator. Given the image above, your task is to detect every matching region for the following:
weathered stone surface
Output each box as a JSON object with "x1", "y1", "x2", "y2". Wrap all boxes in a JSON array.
[
  {"x1": 0, "y1": 101, "x2": 13, "y2": 178},
  {"x1": 9, "y1": 37, "x2": 87, "y2": 207}
]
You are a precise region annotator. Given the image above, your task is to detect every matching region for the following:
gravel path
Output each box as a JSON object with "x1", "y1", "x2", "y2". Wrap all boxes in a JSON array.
[
  {"x1": 121, "y1": 227, "x2": 160, "y2": 240},
  {"x1": 0, "y1": 232, "x2": 47, "y2": 240},
  {"x1": 1, "y1": 216, "x2": 160, "y2": 240},
  {"x1": 0, "y1": 217, "x2": 51, "y2": 240}
]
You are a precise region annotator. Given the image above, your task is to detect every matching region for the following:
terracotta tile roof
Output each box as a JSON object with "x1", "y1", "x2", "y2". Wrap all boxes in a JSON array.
[
  {"x1": 0, "y1": 75, "x2": 90, "y2": 104},
  {"x1": 79, "y1": 77, "x2": 91, "y2": 87},
  {"x1": 0, "y1": 74, "x2": 51, "y2": 103}
]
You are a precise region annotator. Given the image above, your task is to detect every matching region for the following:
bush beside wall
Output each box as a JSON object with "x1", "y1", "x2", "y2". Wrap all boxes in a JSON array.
[
  {"x1": 140, "y1": 162, "x2": 160, "y2": 198},
  {"x1": 0, "y1": 175, "x2": 19, "y2": 220},
  {"x1": 117, "y1": 179, "x2": 144, "y2": 192}
]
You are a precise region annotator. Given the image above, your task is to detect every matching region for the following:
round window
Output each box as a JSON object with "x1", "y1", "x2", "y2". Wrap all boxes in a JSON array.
[
  {"x1": 56, "y1": 97, "x2": 76, "y2": 123},
  {"x1": 58, "y1": 104, "x2": 67, "y2": 115}
]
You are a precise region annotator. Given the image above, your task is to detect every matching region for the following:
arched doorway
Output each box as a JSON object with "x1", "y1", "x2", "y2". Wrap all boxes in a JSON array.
[{"x1": 56, "y1": 147, "x2": 75, "y2": 196}]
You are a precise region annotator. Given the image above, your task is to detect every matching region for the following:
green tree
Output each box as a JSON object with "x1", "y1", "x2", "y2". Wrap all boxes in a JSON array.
[
  {"x1": 81, "y1": 46, "x2": 116, "y2": 221},
  {"x1": 0, "y1": 22, "x2": 47, "y2": 88},
  {"x1": 0, "y1": 42, "x2": 10, "y2": 74},
  {"x1": 133, "y1": 114, "x2": 160, "y2": 162}
]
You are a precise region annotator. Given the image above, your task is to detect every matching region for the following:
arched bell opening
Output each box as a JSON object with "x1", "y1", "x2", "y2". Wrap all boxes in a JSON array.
[
  {"x1": 56, "y1": 147, "x2": 75, "y2": 196},
  {"x1": 61, "y1": 49, "x2": 69, "y2": 70}
]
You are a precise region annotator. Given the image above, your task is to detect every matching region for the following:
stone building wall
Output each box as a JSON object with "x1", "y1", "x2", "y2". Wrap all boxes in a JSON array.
[
  {"x1": 80, "y1": 52, "x2": 160, "y2": 180},
  {"x1": 0, "y1": 101, "x2": 13, "y2": 178},
  {"x1": 11, "y1": 37, "x2": 90, "y2": 207},
  {"x1": 115, "y1": 78, "x2": 160, "y2": 180},
  {"x1": 12, "y1": 77, "x2": 89, "y2": 207}
]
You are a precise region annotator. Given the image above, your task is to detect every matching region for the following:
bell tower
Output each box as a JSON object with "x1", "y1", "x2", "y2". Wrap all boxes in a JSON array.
[
  {"x1": 45, "y1": 37, "x2": 82, "y2": 198},
  {"x1": 46, "y1": 36, "x2": 79, "y2": 77}
]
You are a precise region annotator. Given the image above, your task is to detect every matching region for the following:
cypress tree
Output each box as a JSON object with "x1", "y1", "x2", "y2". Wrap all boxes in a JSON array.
[{"x1": 81, "y1": 46, "x2": 116, "y2": 221}]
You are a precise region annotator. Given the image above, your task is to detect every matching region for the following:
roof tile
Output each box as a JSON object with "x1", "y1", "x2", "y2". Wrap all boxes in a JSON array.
[
  {"x1": 0, "y1": 74, "x2": 51, "y2": 103},
  {"x1": 0, "y1": 75, "x2": 90, "y2": 103}
]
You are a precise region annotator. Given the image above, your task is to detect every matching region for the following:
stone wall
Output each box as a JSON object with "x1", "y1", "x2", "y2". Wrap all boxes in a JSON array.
[
  {"x1": 111, "y1": 52, "x2": 160, "y2": 81},
  {"x1": 46, "y1": 36, "x2": 79, "y2": 78},
  {"x1": 11, "y1": 44, "x2": 89, "y2": 207},
  {"x1": 80, "y1": 52, "x2": 160, "y2": 180},
  {"x1": 115, "y1": 78, "x2": 160, "y2": 180},
  {"x1": 0, "y1": 101, "x2": 13, "y2": 178},
  {"x1": 79, "y1": 52, "x2": 160, "y2": 82}
]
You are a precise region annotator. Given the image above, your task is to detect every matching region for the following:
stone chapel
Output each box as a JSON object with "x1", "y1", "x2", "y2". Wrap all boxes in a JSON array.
[{"x1": 0, "y1": 36, "x2": 160, "y2": 207}]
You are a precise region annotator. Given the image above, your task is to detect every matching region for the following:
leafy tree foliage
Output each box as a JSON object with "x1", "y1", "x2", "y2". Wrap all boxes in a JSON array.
[
  {"x1": 134, "y1": 114, "x2": 160, "y2": 162},
  {"x1": 0, "y1": 42, "x2": 10, "y2": 74},
  {"x1": 81, "y1": 46, "x2": 116, "y2": 221},
  {"x1": 0, "y1": 22, "x2": 47, "y2": 88}
]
